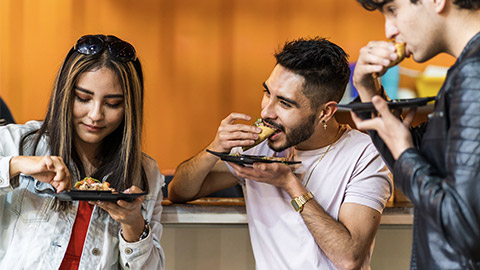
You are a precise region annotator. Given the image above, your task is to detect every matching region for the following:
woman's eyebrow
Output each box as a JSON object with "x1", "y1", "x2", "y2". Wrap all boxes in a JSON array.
[
  {"x1": 75, "y1": 86, "x2": 124, "y2": 99},
  {"x1": 75, "y1": 86, "x2": 94, "y2": 95}
]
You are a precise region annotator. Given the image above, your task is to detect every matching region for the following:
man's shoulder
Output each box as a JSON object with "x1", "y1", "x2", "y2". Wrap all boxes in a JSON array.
[
  {"x1": 461, "y1": 32, "x2": 480, "y2": 61},
  {"x1": 342, "y1": 127, "x2": 374, "y2": 147},
  {"x1": 452, "y1": 32, "x2": 480, "y2": 75},
  {"x1": 337, "y1": 128, "x2": 382, "y2": 161}
]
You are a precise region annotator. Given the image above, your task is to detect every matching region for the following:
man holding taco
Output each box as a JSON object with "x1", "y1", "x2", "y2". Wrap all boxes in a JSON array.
[
  {"x1": 351, "y1": 0, "x2": 480, "y2": 268},
  {"x1": 168, "y1": 37, "x2": 392, "y2": 269}
]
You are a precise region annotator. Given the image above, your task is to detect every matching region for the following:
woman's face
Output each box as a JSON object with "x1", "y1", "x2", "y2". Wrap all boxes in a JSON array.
[{"x1": 72, "y1": 67, "x2": 125, "y2": 151}]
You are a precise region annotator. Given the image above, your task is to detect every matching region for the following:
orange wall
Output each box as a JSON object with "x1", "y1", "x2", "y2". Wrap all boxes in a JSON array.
[{"x1": 0, "y1": 0, "x2": 455, "y2": 171}]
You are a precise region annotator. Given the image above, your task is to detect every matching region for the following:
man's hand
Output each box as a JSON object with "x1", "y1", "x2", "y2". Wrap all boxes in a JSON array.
[
  {"x1": 207, "y1": 113, "x2": 262, "y2": 153},
  {"x1": 351, "y1": 96, "x2": 416, "y2": 159},
  {"x1": 228, "y1": 162, "x2": 305, "y2": 196},
  {"x1": 92, "y1": 185, "x2": 146, "y2": 242},
  {"x1": 353, "y1": 41, "x2": 401, "y2": 101},
  {"x1": 9, "y1": 155, "x2": 72, "y2": 192}
]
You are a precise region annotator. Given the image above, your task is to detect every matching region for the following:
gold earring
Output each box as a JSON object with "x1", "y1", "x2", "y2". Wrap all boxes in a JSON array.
[{"x1": 322, "y1": 120, "x2": 327, "y2": 130}]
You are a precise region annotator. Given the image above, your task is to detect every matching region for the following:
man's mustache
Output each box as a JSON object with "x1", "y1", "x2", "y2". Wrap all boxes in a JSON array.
[{"x1": 263, "y1": 118, "x2": 285, "y2": 133}]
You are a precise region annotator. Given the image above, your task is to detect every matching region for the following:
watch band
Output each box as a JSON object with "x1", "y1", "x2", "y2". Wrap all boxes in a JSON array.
[{"x1": 291, "y1": 192, "x2": 314, "y2": 213}]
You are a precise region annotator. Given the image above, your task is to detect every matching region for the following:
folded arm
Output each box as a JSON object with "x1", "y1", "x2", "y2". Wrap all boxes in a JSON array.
[
  {"x1": 168, "y1": 150, "x2": 238, "y2": 202},
  {"x1": 168, "y1": 112, "x2": 260, "y2": 202}
]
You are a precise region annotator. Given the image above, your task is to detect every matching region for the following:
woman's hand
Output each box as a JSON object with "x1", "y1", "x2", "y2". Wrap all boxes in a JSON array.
[
  {"x1": 92, "y1": 185, "x2": 146, "y2": 242},
  {"x1": 9, "y1": 155, "x2": 71, "y2": 192}
]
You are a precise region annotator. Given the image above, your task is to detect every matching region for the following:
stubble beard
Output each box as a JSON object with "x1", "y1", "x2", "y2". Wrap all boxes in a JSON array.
[{"x1": 267, "y1": 113, "x2": 317, "y2": 152}]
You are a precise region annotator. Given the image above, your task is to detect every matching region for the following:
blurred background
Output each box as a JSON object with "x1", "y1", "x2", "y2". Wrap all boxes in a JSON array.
[{"x1": 0, "y1": 0, "x2": 454, "y2": 172}]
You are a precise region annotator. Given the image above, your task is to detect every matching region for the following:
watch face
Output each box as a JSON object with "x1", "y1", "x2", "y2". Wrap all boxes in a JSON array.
[{"x1": 291, "y1": 199, "x2": 302, "y2": 212}]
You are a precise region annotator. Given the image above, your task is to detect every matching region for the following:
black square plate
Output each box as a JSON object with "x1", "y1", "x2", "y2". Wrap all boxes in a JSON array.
[
  {"x1": 337, "y1": 96, "x2": 435, "y2": 113},
  {"x1": 206, "y1": 149, "x2": 301, "y2": 165},
  {"x1": 47, "y1": 190, "x2": 147, "y2": 202}
]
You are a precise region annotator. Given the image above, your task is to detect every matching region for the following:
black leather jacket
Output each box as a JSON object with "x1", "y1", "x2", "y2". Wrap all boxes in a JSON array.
[{"x1": 367, "y1": 32, "x2": 480, "y2": 269}]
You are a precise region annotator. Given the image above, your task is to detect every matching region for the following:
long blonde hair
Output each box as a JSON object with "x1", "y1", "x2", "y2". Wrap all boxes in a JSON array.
[{"x1": 22, "y1": 35, "x2": 147, "y2": 199}]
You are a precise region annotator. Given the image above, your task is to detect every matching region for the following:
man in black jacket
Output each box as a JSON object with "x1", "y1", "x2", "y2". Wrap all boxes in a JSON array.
[{"x1": 351, "y1": 0, "x2": 480, "y2": 269}]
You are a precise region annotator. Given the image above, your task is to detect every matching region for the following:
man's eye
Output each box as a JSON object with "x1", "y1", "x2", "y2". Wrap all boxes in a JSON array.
[
  {"x1": 280, "y1": 101, "x2": 292, "y2": 108},
  {"x1": 385, "y1": 6, "x2": 396, "y2": 15}
]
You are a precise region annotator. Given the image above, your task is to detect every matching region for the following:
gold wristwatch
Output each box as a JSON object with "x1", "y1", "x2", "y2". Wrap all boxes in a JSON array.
[{"x1": 291, "y1": 192, "x2": 314, "y2": 213}]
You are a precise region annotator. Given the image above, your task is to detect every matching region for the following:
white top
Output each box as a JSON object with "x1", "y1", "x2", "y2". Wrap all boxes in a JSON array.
[
  {"x1": 0, "y1": 121, "x2": 165, "y2": 270},
  {"x1": 229, "y1": 126, "x2": 392, "y2": 270}
]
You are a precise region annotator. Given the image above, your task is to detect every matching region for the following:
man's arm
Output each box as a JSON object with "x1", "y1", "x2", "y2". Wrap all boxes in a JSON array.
[
  {"x1": 393, "y1": 60, "x2": 480, "y2": 259},
  {"x1": 168, "y1": 112, "x2": 261, "y2": 202},
  {"x1": 168, "y1": 150, "x2": 238, "y2": 202},
  {"x1": 302, "y1": 201, "x2": 381, "y2": 270}
]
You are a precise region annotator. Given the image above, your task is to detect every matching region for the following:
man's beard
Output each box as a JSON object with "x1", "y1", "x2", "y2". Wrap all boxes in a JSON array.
[{"x1": 266, "y1": 113, "x2": 317, "y2": 152}]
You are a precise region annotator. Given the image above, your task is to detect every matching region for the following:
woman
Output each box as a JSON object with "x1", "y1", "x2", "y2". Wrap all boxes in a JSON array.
[{"x1": 0, "y1": 35, "x2": 165, "y2": 269}]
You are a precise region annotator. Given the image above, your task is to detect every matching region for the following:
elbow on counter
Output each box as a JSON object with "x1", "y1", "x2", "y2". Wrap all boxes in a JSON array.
[
  {"x1": 333, "y1": 253, "x2": 368, "y2": 270},
  {"x1": 166, "y1": 180, "x2": 196, "y2": 203}
]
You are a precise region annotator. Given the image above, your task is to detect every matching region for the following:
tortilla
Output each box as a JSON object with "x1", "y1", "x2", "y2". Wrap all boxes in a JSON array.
[
  {"x1": 242, "y1": 119, "x2": 276, "y2": 151},
  {"x1": 388, "y1": 42, "x2": 406, "y2": 67}
]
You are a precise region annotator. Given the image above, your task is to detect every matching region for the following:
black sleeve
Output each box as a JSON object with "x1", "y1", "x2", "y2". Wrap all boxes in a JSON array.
[
  {"x1": 394, "y1": 60, "x2": 480, "y2": 260},
  {"x1": 0, "y1": 97, "x2": 15, "y2": 125},
  {"x1": 350, "y1": 94, "x2": 426, "y2": 172}
]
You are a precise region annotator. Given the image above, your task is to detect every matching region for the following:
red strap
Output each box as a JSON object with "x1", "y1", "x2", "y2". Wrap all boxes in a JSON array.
[{"x1": 59, "y1": 201, "x2": 94, "y2": 270}]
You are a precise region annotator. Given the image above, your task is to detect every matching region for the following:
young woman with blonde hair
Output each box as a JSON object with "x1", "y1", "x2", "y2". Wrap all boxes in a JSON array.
[{"x1": 0, "y1": 34, "x2": 165, "y2": 269}]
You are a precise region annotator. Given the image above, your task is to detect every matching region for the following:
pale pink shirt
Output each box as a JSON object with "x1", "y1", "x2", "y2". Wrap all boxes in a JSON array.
[{"x1": 228, "y1": 126, "x2": 392, "y2": 270}]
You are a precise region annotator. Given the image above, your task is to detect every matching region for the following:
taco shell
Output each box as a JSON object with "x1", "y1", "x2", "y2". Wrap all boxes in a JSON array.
[
  {"x1": 242, "y1": 121, "x2": 275, "y2": 151},
  {"x1": 388, "y1": 42, "x2": 406, "y2": 67}
]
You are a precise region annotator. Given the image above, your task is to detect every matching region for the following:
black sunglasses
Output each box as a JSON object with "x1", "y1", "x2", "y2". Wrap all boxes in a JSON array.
[{"x1": 74, "y1": 35, "x2": 137, "y2": 62}]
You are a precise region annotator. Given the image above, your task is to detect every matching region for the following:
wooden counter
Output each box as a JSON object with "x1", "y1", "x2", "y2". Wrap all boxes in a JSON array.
[{"x1": 161, "y1": 198, "x2": 413, "y2": 225}]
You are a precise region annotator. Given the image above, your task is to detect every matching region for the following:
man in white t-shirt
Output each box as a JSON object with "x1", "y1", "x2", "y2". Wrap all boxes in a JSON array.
[{"x1": 168, "y1": 37, "x2": 392, "y2": 269}]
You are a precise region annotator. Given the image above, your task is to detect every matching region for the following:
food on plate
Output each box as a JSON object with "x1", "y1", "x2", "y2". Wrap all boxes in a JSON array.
[
  {"x1": 261, "y1": 156, "x2": 288, "y2": 162},
  {"x1": 242, "y1": 119, "x2": 276, "y2": 151},
  {"x1": 74, "y1": 177, "x2": 115, "y2": 191},
  {"x1": 261, "y1": 156, "x2": 287, "y2": 161},
  {"x1": 387, "y1": 42, "x2": 406, "y2": 67}
]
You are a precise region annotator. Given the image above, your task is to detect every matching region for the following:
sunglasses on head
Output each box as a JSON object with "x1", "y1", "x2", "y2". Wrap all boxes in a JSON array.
[{"x1": 74, "y1": 35, "x2": 137, "y2": 62}]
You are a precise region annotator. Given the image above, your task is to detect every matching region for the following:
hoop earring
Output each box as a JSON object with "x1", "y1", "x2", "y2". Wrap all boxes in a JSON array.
[{"x1": 322, "y1": 120, "x2": 327, "y2": 130}]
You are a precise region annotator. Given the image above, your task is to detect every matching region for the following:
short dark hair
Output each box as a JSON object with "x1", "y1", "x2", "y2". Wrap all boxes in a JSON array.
[
  {"x1": 357, "y1": 0, "x2": 480, "y2": 11},
  {"x1": 274, "y1": 37, "x2": 350, "y2": 109}
]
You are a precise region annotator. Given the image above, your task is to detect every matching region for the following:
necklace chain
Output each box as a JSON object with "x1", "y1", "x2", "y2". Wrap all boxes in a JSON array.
[{"x1": 303, "y1": 124, "x2": 345, "y2": 188}]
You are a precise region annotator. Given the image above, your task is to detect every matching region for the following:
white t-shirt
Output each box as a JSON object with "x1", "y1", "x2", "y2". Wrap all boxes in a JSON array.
[{"x1": 228, "y1": 126, "x2": 392, "y2": 270}]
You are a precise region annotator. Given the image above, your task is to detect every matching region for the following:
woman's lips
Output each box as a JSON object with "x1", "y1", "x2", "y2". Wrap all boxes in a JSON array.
[{"x1": 83, "y1": 123, "x2": 103, "y2": 132}]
